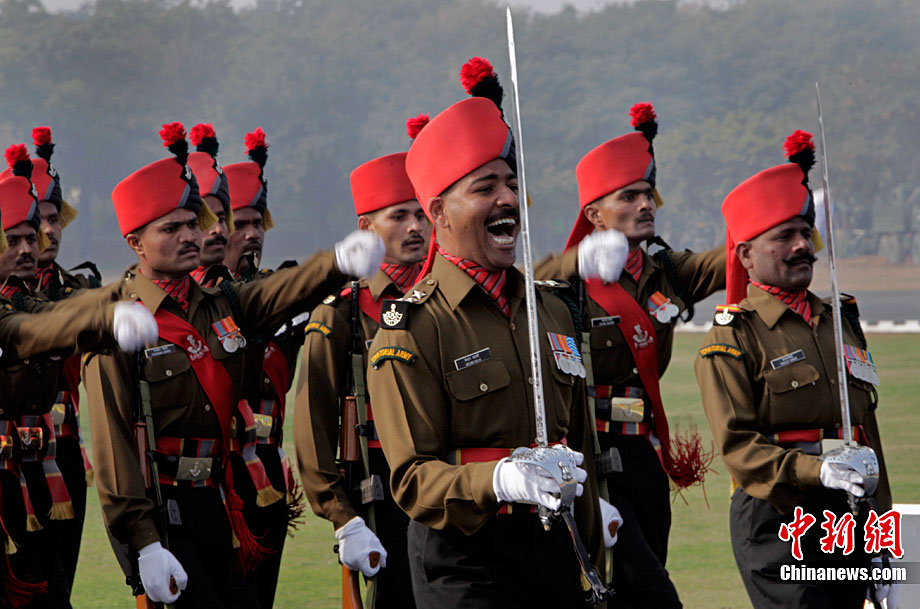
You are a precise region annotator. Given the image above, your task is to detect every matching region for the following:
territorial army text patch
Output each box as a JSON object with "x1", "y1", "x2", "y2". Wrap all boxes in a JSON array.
[
  {"x1": 371, "y1": 346, "x2": 417, "y2": 368},
  {"x1": 304, "y1": 321, "x2": 332, "y2": 337},
  {"x1": 699, "y1": 343, "x2": 744, "y2": 359}
]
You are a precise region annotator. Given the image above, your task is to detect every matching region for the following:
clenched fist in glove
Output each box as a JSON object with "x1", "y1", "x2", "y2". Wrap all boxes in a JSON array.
[
  {"x1": 577, "y1": 229, "x2": 629, "y2": 283},
  {"x1": 335, "y1": 516, "x2": 388, "y2": 577},
  {"x1": 334, "y1": 230, "x2": 385, "y2": 279},
  {"x1": 113, "y1": 302, "x2": 158, "y2": 352},
  {"x1": 492, "y1": 449, "x2": 588, "y2": 511},
  {"x1": 138, "y1": 541, "x2": 188, "y2": 603},
  {"x1": 819, "y1": 461, "x2": 865, "y2": 497},
  {"x1": 599, "y1": 498, "x2": 624, "y2": 547}
]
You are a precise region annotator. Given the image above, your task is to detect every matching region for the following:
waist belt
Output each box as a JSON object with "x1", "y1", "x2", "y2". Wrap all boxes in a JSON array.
[
  {"x1": 0, "y1": 420, "x2": 14, "y2": 464},
  {"x1": 770, "y1": 425, "x2": 866, "y2": 456},
  {"x1": 154, "y1": 436, "x2": 222, "y2": 487},
  {"x1": 591, "y1": 385, "x2": 650, "y2": 433},
  {"x1": 253, "y1": 399, "x2": 282, "y2": 445}
]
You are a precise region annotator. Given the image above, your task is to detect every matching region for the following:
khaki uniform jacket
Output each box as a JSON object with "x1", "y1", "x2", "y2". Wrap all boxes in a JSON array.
[
  {"x1": 366, "y1": 254, "x2": 603, "y2": 566},
  {"x1": 38, "y1": 261, "x2": 101, "y2": 301},
  {"x1": 535, "y1": 244, "x2": 725, "y2": 411},
  {"x1": 694, "y1": 285, "x2": 891, "y2": 514},
  {"x1": 83, "y1": 252, "x2": 346, "y2": 552},
  {"x1": 295, "y1": 269, "x2": 401, "y2": 529}
]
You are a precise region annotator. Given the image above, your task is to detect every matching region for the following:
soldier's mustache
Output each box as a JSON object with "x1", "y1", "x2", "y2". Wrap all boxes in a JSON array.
[
  {"x1": 784, "y1": 253, "x2": 817, "y2": 266},
  {"x1": 179, "y1": 243, "x2": 201, "y2": 255},
  {"x1": 16, "y1": 254, "x2": 35, "y2": 265},
  {"x1": 205, "y1": 235, "x2": 227, "y2": 247}
]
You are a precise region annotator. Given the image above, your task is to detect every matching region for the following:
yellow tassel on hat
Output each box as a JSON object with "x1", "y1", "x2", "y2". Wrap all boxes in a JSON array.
[
  {"x1": 226, "y1": 206, "x2": 235, "y2": 235},
  {"x1": 36, "y1": 230, "x2": 50, "y2": 253},
  {"x1": 197, "y1": 201, "x2": 219, "y2": 232},
  {"x1": 811, "y1": 229, "x2": 824, "y2": 253},
  {"x1": 6, "y1": 536, "x2": 17, "y2": 554},
  {"x1": 25, "y1": 514, "x2": 42, "y2": 532},
  {"x1": 262, "y1": 207, "x2": 275, "y2": 231},
  {"x1": 59, "y1": 200, "x2": 79, "y2": 228},
  {"x1": 49, "y1": 501, "x2": 75, "y2": 521},
  {"x1": 653, "y1": 188, "x2": 665, "y2": 208},
  {"x1": 256, "y1": 485, "x2": 285, "y2": 508}
]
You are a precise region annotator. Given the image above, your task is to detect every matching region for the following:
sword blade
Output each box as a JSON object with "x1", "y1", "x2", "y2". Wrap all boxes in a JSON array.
[
  {"x1": 506, "y1": 7, "x2": 548, "y2": 447},
  {"x1": 815, "y1": 82, "x2": 853, "y2": 446}
]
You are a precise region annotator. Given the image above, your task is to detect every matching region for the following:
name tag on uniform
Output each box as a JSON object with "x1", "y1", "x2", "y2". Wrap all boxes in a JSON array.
[
  {"x1": 770, "y1": 350, "x2": 805, "y2": 370},
  {"x1": 144, "y1": 344, "x2": 177, "y2": 359},
  {"x1": 844, "y1": 344, "x2": 880, "y2": 386},
  {"x1": 591, "y1": 316, "x2": 620, "y2": 328},
  {"x1": 454, "y1": 348, "x2": 491, "y2": 371}
]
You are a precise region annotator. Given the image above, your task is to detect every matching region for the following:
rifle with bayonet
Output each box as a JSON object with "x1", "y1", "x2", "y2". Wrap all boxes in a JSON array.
[
  {"x1": 504, "y1": 8, "x2": 609, "y2": 604},
  {"x1": 337, "y1": 280, "x2": 382, "y2": 609}
]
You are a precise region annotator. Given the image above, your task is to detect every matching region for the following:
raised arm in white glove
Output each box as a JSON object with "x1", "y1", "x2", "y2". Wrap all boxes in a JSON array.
[
  {"x1": 577, "y1": 229, "x2": 629, "y2": 283},
  {"x1": 335, "y1": 516, "x2": 387, "y2": 577},
  {"x1": 334, "y1": 230, "x2": 385, "y2": 279},
  {"x1": 819, "y1": 461, "x2": 865, "y2": 497},
  {"x1": 492, "y1": 449, "x2": 587, "y2": 511},
  {"x1": 599, "y1": 498, "x2": 624, "y2": 547},
  {"x1": 113, "y1": 302, "x2": 158, "y2": 353},
  {"x1": 137, "y1": 541, "x2": 188, "y2": 603},
  {"x1": 866, "y1": 555, "x2": 899, "y2": 607}
]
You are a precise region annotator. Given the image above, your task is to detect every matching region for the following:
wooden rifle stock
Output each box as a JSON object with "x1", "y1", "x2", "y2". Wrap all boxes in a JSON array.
[
  {"x1": 341, "y1": 396, "x2": 360, "y2": 464},
  {"x1": 342, "y1": 565, "x2": 364, "y2": 609}
]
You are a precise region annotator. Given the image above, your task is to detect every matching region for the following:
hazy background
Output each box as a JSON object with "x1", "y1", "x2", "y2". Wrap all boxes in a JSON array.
[{"x1": 1, "y1": 0, "x2": 918, "y2": 318}]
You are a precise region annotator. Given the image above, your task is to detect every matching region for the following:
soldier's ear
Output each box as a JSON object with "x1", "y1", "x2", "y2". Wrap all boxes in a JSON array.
[
  {"x1": 428, "y1": 197, "x2": 449, "y2": 229},
  {"x1": 125, "y1": 233, "x2": 144, "y2": 257},
  {"x1": 357, "y1": 214, "x2": 373, "y2": 232},
  {"x1": 583, "y1": 203, "x2": 605, "y2": 230},
  {"x1": 735, "y1": 240, "x2": 754, "y2": 271}
]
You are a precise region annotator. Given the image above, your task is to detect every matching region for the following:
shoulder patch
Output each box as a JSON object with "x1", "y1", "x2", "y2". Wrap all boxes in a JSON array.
[
  {"x1": 713, "y1": 304, "x2": 742, "y2": 326},
  {"x1": 304, "y1": 321, "x2": 332, "y2": 337},
  {"x1": 699, "y1": 343, "x2": 744, "y2": 359},
  {"x1": 380, "y1": 300, "x2": 410, "y2": 329},
  {"x1": 370, "y1": 346, "x2": 417, "y2": 368}
]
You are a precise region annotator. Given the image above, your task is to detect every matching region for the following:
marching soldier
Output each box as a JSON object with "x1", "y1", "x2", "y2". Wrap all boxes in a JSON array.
[
  {"x1": 366, "y1": 63, "x2": 624, "y2": 605},
  {"x1": 83, "y1": 122, "x2": 382, "y2": 607},
  {"x1": 295, "y1": 147, "x2": 429, "y2": 608},
  {"x1": 0, "y1": 144, "x2": 158, "y2": 608},
  {"x1": 188, "y1": 123, "x2": 235, "y2": 288},
  {"x1": 694, "y1": 131, "x2": 894, "y2": 609},
  {"x1": 535, "y1": 103, "x2": 725, "y2": 607}
]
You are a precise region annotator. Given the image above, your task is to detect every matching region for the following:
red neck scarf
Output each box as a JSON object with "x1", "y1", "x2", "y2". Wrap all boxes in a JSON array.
[
  {"x1": 36, "y1": 263, "x2": 56, "y2": 291},
  {"x1": 437, "y1": 246, "x2": 509, "y2": 317},
  {"x1": 380, "y1": 262, "x2": 422, "y2": 295},
  {"x1": 0, "y1": 281, "x2": 30, "y2": 300},
  {"x1": 750, "y1": 280, "x2": 812, "y2": 326},
  {"x1": 625, "y1": 248, "x2": 644, "y2": 282},
  {"x1": 149, "y1": 276, "x2": 191, "y2": 312}
]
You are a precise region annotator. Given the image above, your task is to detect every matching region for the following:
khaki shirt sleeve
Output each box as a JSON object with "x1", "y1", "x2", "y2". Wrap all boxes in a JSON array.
[
  {"x1": 294, "y1": 303, "x2": 358, "y2": 530},
  {"x1": 671, "y1": 245, "x2": 726, "y2": 304},
  {"x1": 367, "y1": 326, "x2": 500, "y2": 535},
  {"x1": 534, "y1": 247, "x2": 579, "y2": 283},
  {"x1": 236, "y1": 250, "x2": 348, "y2": 335},
  {"x1": 0, "y1": 284, "x2": 118, "y2": 361},
  {"x1": 83, "y1": 349, "x2": 161, "y2": 552},
  {"x1": 694, "y1": 325, "x2": 823, "y2": 510}
]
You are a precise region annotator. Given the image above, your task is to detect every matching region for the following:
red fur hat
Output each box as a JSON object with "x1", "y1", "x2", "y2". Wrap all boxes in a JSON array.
[
  {"x1": 223, "y1": 127, "x2": 273, "y2": 230},
  {"x1": 350, "y1": 152, "x2": 415, "y2": 216}
]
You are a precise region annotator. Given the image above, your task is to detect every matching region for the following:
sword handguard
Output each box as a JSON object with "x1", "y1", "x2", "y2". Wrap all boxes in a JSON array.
[
  {"x1": 507, "y1": 445, "x2": 580, "y2": 528},
  {"x1": 821, "y1": 444, "x2": 880, "y2": 511}
]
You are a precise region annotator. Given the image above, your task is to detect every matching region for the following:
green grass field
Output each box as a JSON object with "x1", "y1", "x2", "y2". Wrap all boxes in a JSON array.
[{"x1": 69, "y1": 333, "x2": 919, "y2": 608}]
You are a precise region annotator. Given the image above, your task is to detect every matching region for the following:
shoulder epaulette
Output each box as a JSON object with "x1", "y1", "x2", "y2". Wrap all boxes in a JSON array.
[
  {"x1": 396, "y1": 284, "x2": 433, "y2": 305},
  {"x1": 713, "y1": 304, "x2": 743, "y2": 327},
  {"x1": 534, "y1": 279, "x2": 571, "y2": 290}
]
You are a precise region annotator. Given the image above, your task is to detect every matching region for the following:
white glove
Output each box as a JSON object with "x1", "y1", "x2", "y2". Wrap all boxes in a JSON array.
[
  {"x1": 137, "y1": 541, "x2": 188, "y2": 603},
  {"x1": 819, "y1": 461, "x2": 865, "y2": 497},
  {"x1": 866, "y1": 556, "x2": 899, "y2": 607},
  {"x1": 599, "y1": 498, "x2": 624, "y2": 548},
  {"x1": 335, "y1": 516, "x2": 387, "y2": 578},
  {"x1": 113, "y1": 302, "x2": 158, "y2": 353},
  {"x1": 334, "y1": 230, "x2": 385, "y2": 278},
  {"x1": 492, "y1": 449, "x2": 587, "y2": 511},
  {"x1": 577, "y1": 229, "x2": 629, "y2": 283}
]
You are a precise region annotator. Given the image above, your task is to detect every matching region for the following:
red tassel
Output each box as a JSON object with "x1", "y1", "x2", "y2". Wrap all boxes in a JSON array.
[
  {"x1": 406, "y1": 113, "x2": 429, "y2": 140},
  {"x1": 284, "y1": 475, "x2": 306, "y2": 539},
  {"x1": 666, "y1": 425, "x2": 716, "y2": 502},
  {"x1": 4, "y1": 144, "x2": 29, "y2": 170},
  {"x1": 226, "y1": 491, "x2": 270, "y2": 574},
  {"x1": 784, "y1": 129, "x2": 815, "y2": 159},
  {"x1": 629, "y1": 102, "x2": 657, "y2": 128},
  {"x1": 31, "y1": 127, "x2": 52, "y2": 148},
  {"x1": 189, "y1": 123, "x2": 217, "y2": 147},
  {"x1": 3, "y1": 553, "x2": 49, "y2": 609},
  {"x1": 244, "y1": 128, "x2": 268, "y2": 154},
  {"x1": 159, "y1": 122, "x2": 187, "y2": 148},
  {"x1": 459, "y1": 57, "x2": 496, "y2": 94}
]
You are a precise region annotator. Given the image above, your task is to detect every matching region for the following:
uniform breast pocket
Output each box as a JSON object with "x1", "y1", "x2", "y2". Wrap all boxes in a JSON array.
[
  {"x1": 446, "y1": 359, "x2": 512, "y2": 443},
  {"x1": 762, "y1": 362, "x2": 821, "y2": 428},
  {"x1": 546, "y1": 360, "x2": 576, "y2": 433},
  {"x1": 144, "y1": 350, "x2": 192, "y2": 412}
]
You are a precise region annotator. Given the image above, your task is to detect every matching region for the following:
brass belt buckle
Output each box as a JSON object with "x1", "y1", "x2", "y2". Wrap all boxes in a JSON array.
[
  {"x1": 253, "y1": 414, "x2": 273, "y2": 439},
  {"x1": 0, "y1": 435, "x2": 13, "y2": 460},
  {"x1": 51, "y1": 403, "x2": 67, "y2": 426},
  {"x1": 176, "y1": 456, "x2": 213, "y2": 481},
  {"x1": 608, "y1": 397, "x2": 644, "y2": 422},
  {"x1": 18, "y1": 427, "x2": 43, "y2": 452}
]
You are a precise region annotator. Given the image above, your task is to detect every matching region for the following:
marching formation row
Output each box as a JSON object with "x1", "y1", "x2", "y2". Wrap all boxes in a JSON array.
[{"x1": 0, "y1": 54, "x2": 894, "y2": 609}]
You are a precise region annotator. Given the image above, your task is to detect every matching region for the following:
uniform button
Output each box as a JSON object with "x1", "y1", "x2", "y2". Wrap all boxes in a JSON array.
[
  {"x1": 165, "y1": 369, "x2": 172, "y2": 377},
  {"x1": 129, "y1": 293, "x2": 137, "y2": 299},
  {"x1": 528, "y1": 377, "x2": 533, "y2": 385},
  {"x1": 829, "y1": 379, "x2": 836, "y2": 385},
  {"x1": 791, "y1": 380, "x2": 799, "y2": 389},
  {"x1": 0, "y1": 408, "x2": 4, "y2": 415},
  {"x1": 632, "y1": 367, "x2": 639, "y2": 375},
  {"x1": 204, "y1": 404, "x2": 212, "y2": 412},
  {"x1": 426, "y1": 279, "x2": 435, "y2": 285},
  {"x1": 264, "y1": 377, "x2": 271, "y2": 384},
  {"x1": 606, "y1": 340, "x2": 613, "y2": 347},
  {"x1": 23, "y1": 359, "x2": 29, "y2": 365},
  {"x1": 479, "y1": 383, "x2": 488, "y2": 392},
  {"x1": 510, "y1": 322, "x2": 516, "y2": 331}
]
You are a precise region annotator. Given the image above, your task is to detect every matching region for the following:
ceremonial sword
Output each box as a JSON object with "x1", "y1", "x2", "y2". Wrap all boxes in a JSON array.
[
  {"x1": 505, "y1": 8, "x2": 608, "y2": 603},
  {"x1": 814, "y1": 82, "x2": 879, "y2": 513}
]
